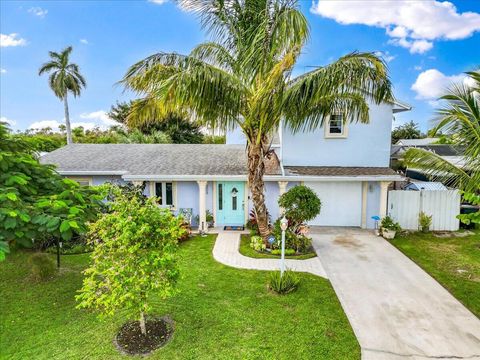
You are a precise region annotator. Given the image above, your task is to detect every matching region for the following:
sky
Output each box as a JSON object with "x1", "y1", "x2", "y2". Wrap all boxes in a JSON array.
[{"x1": 1, "y1": 0, "x2": 479, "y2": 133}]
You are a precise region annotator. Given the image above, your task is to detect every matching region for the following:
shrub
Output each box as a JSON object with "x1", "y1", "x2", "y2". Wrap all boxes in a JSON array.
[
  {"x1": 381, "y1": 216, "x2": 401, "y2": 232},
  {"x1": 29, "y1": 253, "x2": 56, "y2": 281},
  {"x1": 278, "y1": 185, "x2": 321, "y2": 229},
  {"x1": 268, "y1": 270, "x2": 299, "y2": 294},
  {"x1": 418, "y1": 212, "x2": 432, "y2": 232},
  {"x1": 271, "y1": 219, "x2": 312, "y2": 253},
  {"x1": 250, "y1": 235, "x2": 265, "y2": 251},
  {"x1": 271, "y1": 248, "x2": 295, "y2": 256}
]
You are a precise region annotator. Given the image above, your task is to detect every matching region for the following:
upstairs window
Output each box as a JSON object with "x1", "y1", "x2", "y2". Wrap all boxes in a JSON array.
[
  {"x1": 325, "y1": 114, "x2": 347, "y2": 138},
  {"x1": 154, "y1": 182, "x2": 174, "y2": 207}
]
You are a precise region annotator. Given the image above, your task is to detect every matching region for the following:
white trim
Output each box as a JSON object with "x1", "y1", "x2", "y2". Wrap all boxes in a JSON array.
[
  {"x1": 212, "y1": 181, "x2": 217, "y2": 227},
  {"x1": 59, "y1": 170, "x2": 128, "y2": 176},
  {"x1": 361, "y1": 181, "x2": 368, "y2": 229},
  {"x1": 66, "y1": 176, "x2": 93, "y2": 186}
]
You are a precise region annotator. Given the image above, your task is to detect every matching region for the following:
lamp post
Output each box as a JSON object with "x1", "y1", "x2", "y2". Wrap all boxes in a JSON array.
[{"x1": 280, "y1": 216, "x2": 288, "y2": 277}]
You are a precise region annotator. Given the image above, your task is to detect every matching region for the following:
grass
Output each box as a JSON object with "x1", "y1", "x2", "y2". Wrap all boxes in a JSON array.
[
  {"x1": 240, "y1": 234, "x2": 317, "y2": 260},
  {"x1": 0, "y1": 235, "x2": 359, "y2": 359},
  {"x1": 391, "y1": 230, "x2": 480, "y2": 318}
]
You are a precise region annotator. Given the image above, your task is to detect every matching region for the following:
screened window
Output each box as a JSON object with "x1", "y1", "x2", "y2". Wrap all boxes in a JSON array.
[{"x1": 154, "y1": 182, "x2": 174, "y2": 206}]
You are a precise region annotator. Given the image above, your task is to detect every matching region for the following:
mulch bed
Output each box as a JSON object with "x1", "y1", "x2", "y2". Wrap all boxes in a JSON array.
[{"x1": 114, "y1": 316, "x2": 174, "y2": 356}]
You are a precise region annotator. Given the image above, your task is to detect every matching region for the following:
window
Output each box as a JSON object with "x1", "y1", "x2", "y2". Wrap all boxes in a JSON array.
[
  {"x1": 218, "y1": 184, "x2": 223, "y2": 210},
  {"x1": 154, "y1": 182, "x2": 174, "y2": 206},
  {"x1": 68, "y1": 177, "x2": 92, "y2": 186},
  {"x1": 231, "y1": 187, "x2": 238, "y2": 210},
  {"x1": 325, "y1": 114, "x2": 347, "y2": 138}
]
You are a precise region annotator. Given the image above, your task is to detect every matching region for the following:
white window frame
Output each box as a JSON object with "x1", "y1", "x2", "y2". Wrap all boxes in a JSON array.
[
  {"x1": 150, "y1": 181, "x2": 177, "y2": 209},
  {"x1": 68, "y1": 176, "x2": 93, "y2": 186},
  {"x1": 324, "y1": 113, "x2": 348, "y2": 139}
]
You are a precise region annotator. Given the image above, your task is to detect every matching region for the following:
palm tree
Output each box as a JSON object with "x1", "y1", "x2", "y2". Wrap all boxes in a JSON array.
[
  {"x1": 403, "y1": 70, "x2": 480, "y2": 192},
  {"x1": 122, "y1": 0, "x2": 392, "y2": 239},
  {"x1": 39, "y1": 46, "x2": 86, "y2": 145}
]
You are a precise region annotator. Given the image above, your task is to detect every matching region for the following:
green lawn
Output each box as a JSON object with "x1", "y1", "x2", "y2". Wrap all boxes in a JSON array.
[
  {"x1": 0, "y1": 235, "x2": 358, "y2": 359},
  {"x1": 392, "y1": 230, "x2": 480, "y2": 318},
  {"x1": 240, "y1": 234, "x2": 317, "y2": 260}
]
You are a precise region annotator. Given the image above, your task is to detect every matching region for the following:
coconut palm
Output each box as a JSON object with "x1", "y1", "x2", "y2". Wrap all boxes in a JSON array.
[
  {"x1": 39, "y1": 46, "x2": 86, "y2": 145},
  {"x1": 122, "y1": 0, "x2": 392, "y2": 239},
  {"x1": 403, "y1": 70, "x2": 480, "y2": 192}
]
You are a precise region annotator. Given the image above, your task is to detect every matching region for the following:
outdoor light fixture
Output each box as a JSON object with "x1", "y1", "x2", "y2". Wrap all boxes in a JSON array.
[{"x1": 280, "y1": 216, "x2": 288, "y2": 231}]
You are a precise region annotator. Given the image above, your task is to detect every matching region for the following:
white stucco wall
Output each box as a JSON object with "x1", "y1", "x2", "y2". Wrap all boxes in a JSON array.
[{"x1": 282, "y1": 102, "x2": 393, "y2": 167}]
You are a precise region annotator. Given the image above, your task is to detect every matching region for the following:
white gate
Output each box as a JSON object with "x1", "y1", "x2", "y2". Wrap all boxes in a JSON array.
[{"x1": 388, "y1": 190, "x2": 460, "y2": 231}]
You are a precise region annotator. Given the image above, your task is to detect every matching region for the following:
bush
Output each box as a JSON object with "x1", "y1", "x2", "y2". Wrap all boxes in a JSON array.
[
  {"x1": 29, "y1": 253, "x2": 56, "y2": 281},
  {"x1": 271, "y1": 248, "x2": 295, "y2": 256},
  {"x1": 268, "y1": 270, "x2": 299, "y2": 294},
  {"x1": 250, "y1": 235, "x2": 265, "y2": 251},
  {"x1": 381, "y1": 216, "x2": 401, "y2": 232},
  {"x1": 271, "y1": 219, "x2": 312, "y2": 253},
  {"x1": 278, "y1": 185, "x2": 321, "y2": 228},
  {"x1": 418, "y1": 212, "x2": 432, "y2": 232}
]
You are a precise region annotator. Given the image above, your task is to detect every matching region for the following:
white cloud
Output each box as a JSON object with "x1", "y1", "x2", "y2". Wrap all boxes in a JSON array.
[
  {"x1": 311, "y1": 0, "x2": 480, "y2": 53},
  {"x1": 1, "y1": 116, "x2": 16, "y2": 126},
  {"x1": 414, "y1": 65, "x2": 423, "y2": 71},
  {"x1": 28, "y1": 7, "x2": 48, "y2": 18},
  {"x1": 28, "y1": 120, "x2": 98, "y2": 131},
  {"x1": 0, "y1": 33, "x2": 27, "y2": 47},
  {"x1": 149, "y1": 0, "x2": 169, "y2": 4},
  {"x1": 80, "y1": 39, "x2": 89, "y2": 45},
  {"x1": 411, "y1": 69, "x2": 465, "y2": 99},
  {"x1": 0, "y1": 68, "x2": 6, "y2": 74},
  {"x1": 80, "y1": 110, "x2": 117, "y2": 126},
  {"x1": 374, "y1": 51, "x2": 395, "y2": 63}
]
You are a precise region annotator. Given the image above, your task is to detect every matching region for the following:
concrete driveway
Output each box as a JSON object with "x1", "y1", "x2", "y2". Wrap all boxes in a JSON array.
[{"x1": 310, "y1": 228, "x2": 480, "y2": 360}]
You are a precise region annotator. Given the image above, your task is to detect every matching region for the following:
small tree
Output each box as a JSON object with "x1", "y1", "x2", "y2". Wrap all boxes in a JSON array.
[
  {"x1": 76, "y1": 189, "x2": 186, "y2": 335},
  {"x1": 278, "y1": 185, "x2": 321, "y2": 230}
]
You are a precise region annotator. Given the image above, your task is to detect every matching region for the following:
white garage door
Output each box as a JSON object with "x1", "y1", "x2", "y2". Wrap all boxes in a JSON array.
[{"x1": 305, "y1": 182, "x2": 362, "y2": 227}]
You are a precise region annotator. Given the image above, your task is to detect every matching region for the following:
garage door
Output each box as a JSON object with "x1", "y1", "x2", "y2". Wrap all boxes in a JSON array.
[{"x1": 305, "y1": 181, "x2": 362, "y2": 227}]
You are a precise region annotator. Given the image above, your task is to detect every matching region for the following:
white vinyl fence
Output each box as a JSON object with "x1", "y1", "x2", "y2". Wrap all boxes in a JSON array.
[{"x1": 387, "y1": 190, "x2": 461, "y2": 231}]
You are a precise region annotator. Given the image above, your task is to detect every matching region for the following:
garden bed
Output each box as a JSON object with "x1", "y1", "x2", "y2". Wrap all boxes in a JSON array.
[{"x1": 240, "y1": 234, "x2": 317, "y2": 260}]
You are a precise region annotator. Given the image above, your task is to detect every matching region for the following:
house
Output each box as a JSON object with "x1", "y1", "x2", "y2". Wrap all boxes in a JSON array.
[
  {"x1": 395, "y1": 138, "x2": 439, "y2": 146},
  {"x1": 40, "y1": 100, "x2": 410, "y2": 230}
]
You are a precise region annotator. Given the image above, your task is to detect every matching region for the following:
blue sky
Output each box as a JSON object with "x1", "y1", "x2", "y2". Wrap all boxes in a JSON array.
[{"x1": 1, "y1": 0, "x2": 479, "y2": 132}]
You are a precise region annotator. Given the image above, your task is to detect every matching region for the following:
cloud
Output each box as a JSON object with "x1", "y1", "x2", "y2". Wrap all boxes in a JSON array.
[
  {"x1": 411, "y1": 69, "x2": 465, "y2": 99},
  {"x1": 311, "y1": 0, "x2": 480, "y2": 53},
  {"x1": 0, "y1": 116, "x2": 16, "y2": 126},
  {"x1": 374, "y1": 51, "x2": 395, "y2": 63},
  {"x1": 80, "y1": 110, "x2": 117, "y2": 126},
  {"x1": 148, "y1": 0, "x2": 169, "y2": 4},
  {"x1": 28, "y1": 120, "x2": 98, "y2": 131},
  {"x1": 414, "y1": 65, "x2": 423, "y2": 71},
  {"x1": 80, "y1": 39, "x2": 89, "y2": 45},
  {"x1": 0, "y1": 33, "x2": 27, "y2": 47},
  {"x1": 0, "y1": 68, "x2": 6, "y2": 74},
  {"x1": 28, "y1": 7, "x2": 48, "y2": 18}
]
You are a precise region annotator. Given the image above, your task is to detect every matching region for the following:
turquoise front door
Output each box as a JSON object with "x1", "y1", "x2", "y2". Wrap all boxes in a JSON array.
[{"x1": 216, "y1": 182, "x2": 245, "y2": 226}]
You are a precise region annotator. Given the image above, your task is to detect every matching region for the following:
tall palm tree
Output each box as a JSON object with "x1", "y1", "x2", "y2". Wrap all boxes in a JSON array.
[
  {"x1": 39, "y1": 46, "x2": 86, "y2": 145},
  {"x1": 403, "y1": 70, "x2": 480, "y2": 192},
  {"x1": 122, "y1": 0, "x2": 392, "y2": 239}
]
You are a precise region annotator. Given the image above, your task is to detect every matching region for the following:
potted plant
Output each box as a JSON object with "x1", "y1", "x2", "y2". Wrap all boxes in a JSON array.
[
  {"x1": 381, "y1": 216, "x2": 401, "y2": 239},
  {"x1": 418, "y1": 211, "x2": 432, "y2": 233}
]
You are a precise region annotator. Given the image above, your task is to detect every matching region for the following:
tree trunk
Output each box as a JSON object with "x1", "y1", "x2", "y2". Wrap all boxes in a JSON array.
[
  {"x1": 63, "y1": 94, "x2": 73, "y2": 145},
  {"x1": 139, "y1": 311, "x2": 147, "y2": 336},
  {"x1": 247, "y1": 141, "x2": 270, "y2": 242}
]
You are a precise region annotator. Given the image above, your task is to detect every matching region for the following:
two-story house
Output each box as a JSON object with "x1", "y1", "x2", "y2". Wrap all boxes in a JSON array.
[{"x1": 40, "y1": 100, "x2": 410, "y2": 230}]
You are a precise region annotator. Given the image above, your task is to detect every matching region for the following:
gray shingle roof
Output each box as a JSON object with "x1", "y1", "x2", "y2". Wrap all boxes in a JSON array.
[
  {"x1": 284, "y1": 166, "x2": 398, "y2": 177},
  {"x1": 40, "y1": 144, "x2": 250, "y2": 176}
]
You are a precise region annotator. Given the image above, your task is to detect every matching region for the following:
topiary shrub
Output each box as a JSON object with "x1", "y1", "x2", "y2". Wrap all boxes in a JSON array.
[
  {"x1": 29, "y1": 253, "x2": 56, "y2": 281},
  {"x1": 268, "y1": 270, "x2": 299, "y2": 294},
  {"x1": 278, "y1": 185, "x2": 321, "y2": 230}
]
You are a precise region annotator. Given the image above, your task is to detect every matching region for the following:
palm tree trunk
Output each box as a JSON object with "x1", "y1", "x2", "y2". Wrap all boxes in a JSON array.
[
  {"x1": 63, "y1": 94, "x2": 73, "y2": 145},
  {"x1": 247, "y1": 141, "x2": 270, "y2": 242}
]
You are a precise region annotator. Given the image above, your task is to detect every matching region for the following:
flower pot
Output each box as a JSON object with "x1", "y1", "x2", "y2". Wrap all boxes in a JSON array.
[{"x1": 382, "y1": 228, "x2": 396, "y2": 240}]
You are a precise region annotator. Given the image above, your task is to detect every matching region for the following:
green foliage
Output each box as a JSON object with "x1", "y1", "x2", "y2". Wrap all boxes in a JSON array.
[
  {"x1": 278, "y1": 185, "x2": 321, "y2": 229},
  {"x1": 391, "y1": 120, "x2": 422, "y2": 144},
  {"x1": 29, "y1": 253, "x2": 56, "y2": 281},
  {"x1": 249, "y1": 235, "x2": 265, "y2": 252},
  {"x1": 271, "y1": 249, "x2": 295, "y2": 256},
  {"x1": 418, "y1": 212, "x2": 433, "y2": 232},
  {"x1": 76, "y1": 189, "x2": 187, "y2": 325},
  {"x1": 271, "y1": 220, "x2": 312, "y2": 254},
  {"x1": 381, "y1": 216, "x2": 401, "y2": 232},
  {"x1": 0, "y1": 122, "x2": 104, "y2": 260},
  {"x1": 268, "y1": 270, "x2": 300, "y2": 295},
  {"x1": 457, "y1": 192, "x2": 480, "y2": 225}
]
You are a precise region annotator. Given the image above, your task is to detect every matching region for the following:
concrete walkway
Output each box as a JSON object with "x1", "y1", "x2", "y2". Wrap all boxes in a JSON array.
[
  {"x1": 212, "y1": 231, "x2": 328, "y2": 278},
  {"x1": 311, "y1": 228, "x2": 480, "y2": 360}
]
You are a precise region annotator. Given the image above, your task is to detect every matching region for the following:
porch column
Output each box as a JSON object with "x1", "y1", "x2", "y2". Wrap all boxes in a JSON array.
[
  {"x1": 278, "y1": 181, "x2": 288, "y2": 215},
  {"x1": 379, "y1": 181, "x2": 391, "y2": 219},
  {"x1": 361, "y1": 182, "x2": 368, "y2": 229},
  {"x1": 197, "y1": 180, "x2": 208, "y2": 232}
]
